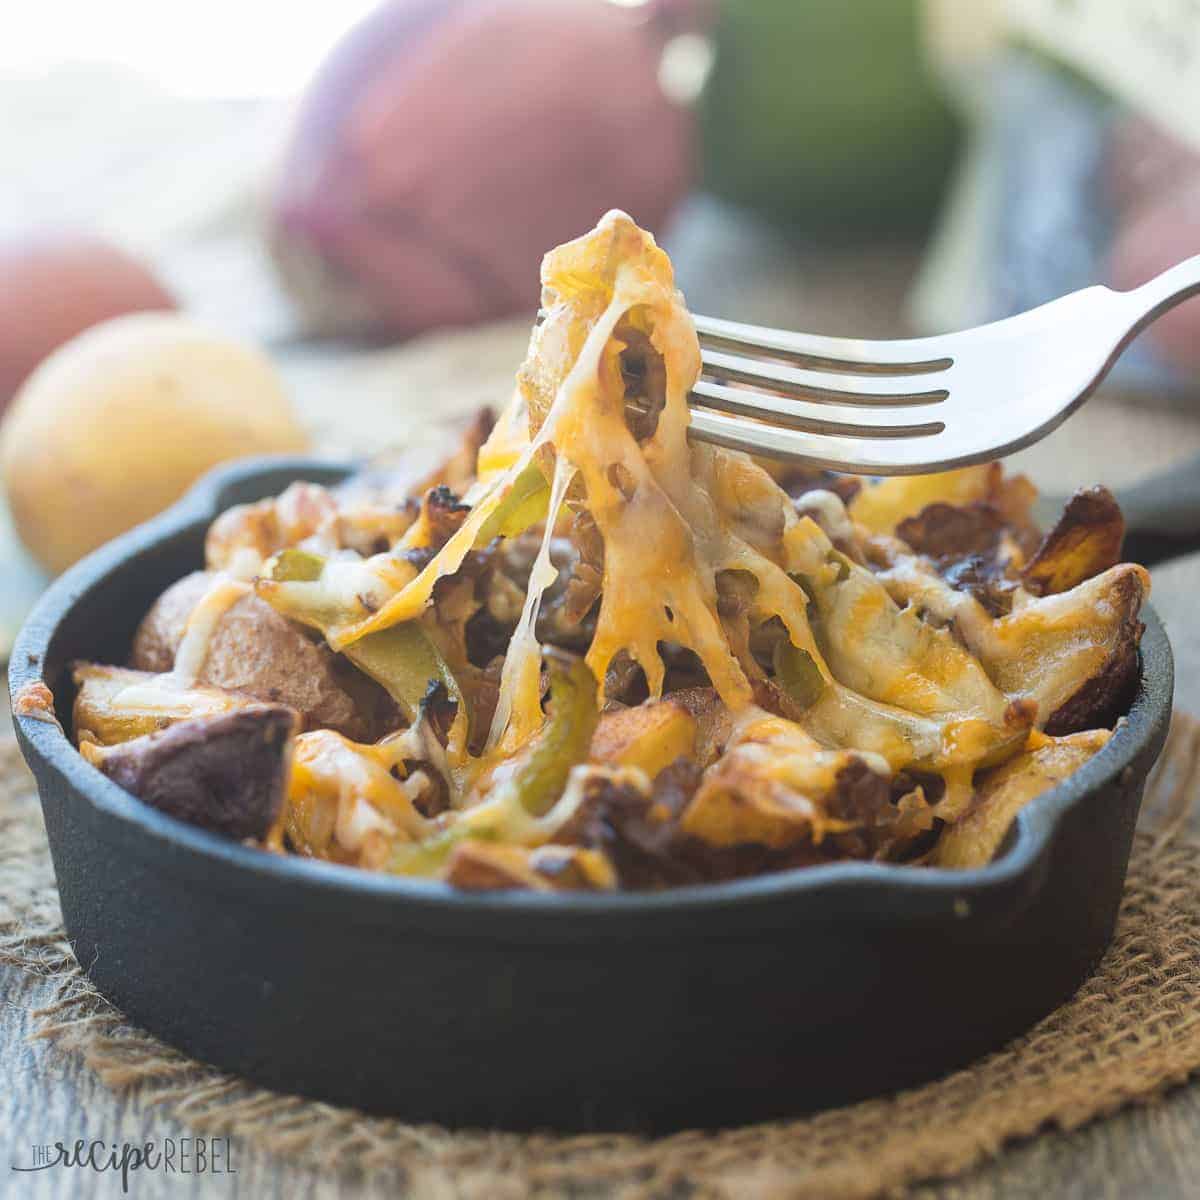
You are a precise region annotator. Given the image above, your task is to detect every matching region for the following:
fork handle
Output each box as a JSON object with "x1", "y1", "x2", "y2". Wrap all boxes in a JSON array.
[{"x1": 1125, "y1": 254, "x2": 1200, "y2": 325}]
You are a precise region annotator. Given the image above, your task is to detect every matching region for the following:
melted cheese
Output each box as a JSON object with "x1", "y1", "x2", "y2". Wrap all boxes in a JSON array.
[
  {"x1": 172, "y1": 577, "x2": 250, "y2": 685},
  {"x1": 681, "y1": 707, "x2": 878, "y2": 848},
  {"x1": 486, "y1": 453, "x2": 576, "y2": 753},
  {"x1": 875, "y1": 551, "x2": 1150, "y2": 727},
  {"x1": 333, "y1": 215, "x2": 825, "y2": 727},
  {"x1": 522, "y1": 216, "x2": 830, "y2": 713},
  {"x1": 325, "y1": 442, "x2": 543, "y2": 647},
  {"x1": 272, "y1": 213, "x2": 1137, "y2": 866},
  {"x1": 335, "y1": 218, "x2": 1026, "y2": 769},
  {"x1": 287, "y1": 730, "x2": 435, "y2": 863},
  {"x1": 474, "y1": 391, "x2": 533, "y2": 485}
]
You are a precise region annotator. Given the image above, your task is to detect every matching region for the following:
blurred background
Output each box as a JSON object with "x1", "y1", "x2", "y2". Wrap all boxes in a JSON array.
[{"x1": 2, "y1": 0, "x2": 1199, "y2": 692}]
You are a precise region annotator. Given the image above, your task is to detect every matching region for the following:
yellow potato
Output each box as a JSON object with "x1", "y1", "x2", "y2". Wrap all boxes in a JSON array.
[
  {"x1": 589, "y1": 699, "x2": 696, "y2": 778},
  {"x1": 1, "y1": 313, "x2": 306, "y2": 574},
  {"x1": 72, "y1": 662, "x2": 257, "y2": 747},
  {"x1": 849, "y1": 467, "x2": 995, "y2": 535},
  {"x1": 932, "y1": 729, "x2": 1110, "y2": 868}
]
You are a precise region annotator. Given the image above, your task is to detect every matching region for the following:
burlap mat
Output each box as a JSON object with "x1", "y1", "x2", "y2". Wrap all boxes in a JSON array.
[{"x1": 2, "y1": 716, "x2": 1200, "y2": 1200}]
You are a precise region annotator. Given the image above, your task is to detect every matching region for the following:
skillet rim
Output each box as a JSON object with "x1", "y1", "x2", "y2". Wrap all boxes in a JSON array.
[{"x1": 8, "y1": 454, "x2": 1174, "y2": 925}]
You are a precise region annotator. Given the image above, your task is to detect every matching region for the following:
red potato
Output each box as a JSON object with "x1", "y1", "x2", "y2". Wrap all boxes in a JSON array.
[
  {"x1": 270, "y1": 0, "x2": 694, "y2": 337},
  {"x1": 132, "y1": 571, "x2": 398, "y2": 741},
  {"x1": 0, "y1": 233, "x2": 174, "y2": 408},
  {"x1": 83, "y1": 706, "x2": 298, "y2": 842}
]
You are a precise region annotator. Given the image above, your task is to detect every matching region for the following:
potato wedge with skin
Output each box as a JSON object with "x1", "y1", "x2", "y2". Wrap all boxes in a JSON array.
[
  {"x1": 132, "y1": 571, "x2": 395, "y2": 740},
  {"x1": 932, "y1": 729, "x2": 1110, "y2": 867},
  {"x1": 681, "y1": 755, "x2": 886, "y2": 851},
  {"x1": 850, "y1": 464, "x2": 1037, "y2": 544},
  {"x1": 680, "y1": 714, "x2": 890, "y2": 850},
  {"x1": 870, "y1": 552, "x2": 1148, "y2": 733},
  {"x1": 682, "y1": 765, "x2": 820, "y2": 850},
  {"x1": 443, "y1": 841, "x2": 616, "y2": 891},
  {"x1": 81, "y1": 706, "x2": 298, "y2": 840},
  {"x1": 73, "y1": 663, "x2": 261, "y2": 746},
  {"x1": 1022, "y1": 486, "x2": 1124, "y2": 596},
  {"x1": 851, "y1": 467, "x2": 997, "y2": 535},
  {"x1": 589, "y1": 699, "x2": 697, "y2": 778},
  {"x1": 1042, "y1": 615, "x2": 1142, "y2": 735},
  {"x1": 978, "y1": 564, "x2": 1148, "y2": 733},
  {"x1": 669, "y1": 687, "x2": 734, "y2": 769},
  {"x1": 806, "y1": 553, "x2": 1013, "y2": 725}
]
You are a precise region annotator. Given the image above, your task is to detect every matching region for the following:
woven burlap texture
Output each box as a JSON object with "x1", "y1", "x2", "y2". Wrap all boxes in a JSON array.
[{"x1": 2, "y1": 715, "x2": 1200, "y2": 1200}]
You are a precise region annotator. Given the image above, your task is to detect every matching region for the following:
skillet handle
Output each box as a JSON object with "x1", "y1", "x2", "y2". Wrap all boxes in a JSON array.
[{"x1": 1117, "y1": 453, "x2": 1200, "y2": 567}]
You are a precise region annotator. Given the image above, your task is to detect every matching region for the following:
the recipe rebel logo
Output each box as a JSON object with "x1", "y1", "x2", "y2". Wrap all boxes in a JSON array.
[{"x1": 10, "y1": 1137, "x2": 236, "y2": 1193}]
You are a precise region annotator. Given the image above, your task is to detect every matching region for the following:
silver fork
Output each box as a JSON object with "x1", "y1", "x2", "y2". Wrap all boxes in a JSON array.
[{"x1": 686, "y1": 255, "x2": 1200, "y2": 475}]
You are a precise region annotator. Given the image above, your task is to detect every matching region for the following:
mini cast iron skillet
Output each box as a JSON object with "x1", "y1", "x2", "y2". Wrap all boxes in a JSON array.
[{"x1": 9, "y1": 456, "x2": 1182, "y2": 1133}]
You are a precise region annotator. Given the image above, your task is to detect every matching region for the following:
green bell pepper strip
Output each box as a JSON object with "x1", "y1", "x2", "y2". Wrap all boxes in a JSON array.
[
  {"x1": 471, "y1": 461, "x2": 551, "y2": 546},
  {"x1": 772, "y1": 640, "x2": 826, "y2": 711},
  {"x1": 267, "y1": 548, "x2": 323, "y2": 581},
  {"x1": 261, "y1": 549, "x2": 465, "y2": 729},
  {"x1": 345, "y1": 622, "x2": 462, "y2": 727},
  {"x1": 503, "y1": 651, "x2": 599, "y2": 818},
  {"x1": 388, "y1": 653, "x2": 599, "y2": 876}
]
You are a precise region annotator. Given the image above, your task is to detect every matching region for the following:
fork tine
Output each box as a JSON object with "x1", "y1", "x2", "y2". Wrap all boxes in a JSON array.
[
  {"x1": 693, "y1": 314, "x2": 952, "y2": 376},
  {"x1": 701, "y1": 349, "x2": 950, "y2": 406},
  {"x1": 690, "y1": 381, "x2": 945, "y2": 438},
  {"x1": 687, "y1": 408, "x2": 951, "y2": 474}
]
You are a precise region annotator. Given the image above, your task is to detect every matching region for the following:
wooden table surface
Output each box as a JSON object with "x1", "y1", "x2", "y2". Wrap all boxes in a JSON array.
[{"x1": 2, "y1": 193, "x2": 1200, "y2": 1198}]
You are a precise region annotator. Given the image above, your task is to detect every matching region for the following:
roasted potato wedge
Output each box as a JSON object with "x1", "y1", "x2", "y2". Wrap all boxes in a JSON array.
[
  {"x1": 977, "y1": 564, "x2": 1148, "y2": 732},
  {"x1": 443, "y1": 841, "x2": 616, "y2": 891},
  {"x1": 131, "y1": 571, "x2": 396, "y2": 740},
  {"x1": 81, "y1": 706, "x2": 297, "y2": 840},
  {"x1": 589, "y1": 699, "x2": 697, "y2": 778},
  {"x1": 669, "y1": 688, "x2": 734, "y2": 769},
  {"x1": 932, "y1": 729, "x2": 1110, "y2": 867},
  {"x1": 850, "y1": 463, "x2": 1037, "y2": 546},
  {"x1": 73, "y1": 663, "x2": 260, "y2": 746},
  {"x1": 1021, "y1": 486, "x2": 1124, "y2": 596},
  {"x1": 869, "y1": 549, "x2": 1148, "y2": 735},
  {"x1": 680, "y1": 715, "x2": 890, "y2": 850}
]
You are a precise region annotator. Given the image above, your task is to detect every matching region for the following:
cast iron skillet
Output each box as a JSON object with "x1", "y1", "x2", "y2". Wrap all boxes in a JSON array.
[{"x1": 9, "y1": 455, "x2": 1181, "y2": 1133}]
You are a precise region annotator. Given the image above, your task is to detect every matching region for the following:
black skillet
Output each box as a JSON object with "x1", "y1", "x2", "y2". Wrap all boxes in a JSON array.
[{"x1": 9, "y1": 454, "x2": 1191, "y2": 1133}]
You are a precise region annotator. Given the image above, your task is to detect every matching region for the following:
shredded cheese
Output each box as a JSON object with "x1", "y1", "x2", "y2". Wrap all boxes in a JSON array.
[
  {"x1": 486, "y1": 453, "x2": 576, "y2": 754},
  {"x1": 269, "y1": 212, "x2": 1142, "y2": 862},
  {"x1": 172, "y1": 577, "x2": 250, "y2": 686}
]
